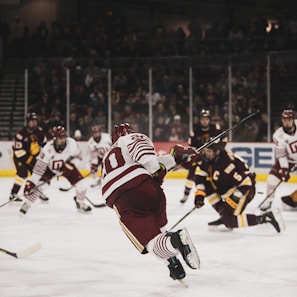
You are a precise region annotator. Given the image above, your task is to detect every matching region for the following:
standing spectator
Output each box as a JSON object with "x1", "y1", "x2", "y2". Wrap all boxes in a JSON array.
[
  {"x1": 79, "y1": 114, "x2": 93, "y2": 140},
  {"x1": 34, "y1": 20, "x2": 49, "y2": 56},
  {"x1": 9, "y1": 16, "x2": 25, "y2": 57},
  {"x1": 101, "y1": 123, "x2": 200, "y2": 281}
]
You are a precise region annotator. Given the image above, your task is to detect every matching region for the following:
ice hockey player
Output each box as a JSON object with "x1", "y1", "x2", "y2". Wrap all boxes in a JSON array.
[
  {"x1": 174, "y1": 139, "x2": 285, "y2": 233},
  {"x1": 260, "y1": 109, "x2": 297, "y2": 211},
  {"x1": 9, "y1": 112, "x2": 48, "y2": 202},
  {"x1": 101, "y1": 123, "x2": 200, "y2": 282},
  {"x1": 181, "y1": 109, "x2": 225, "y2": 203},
  {"x1": 87, "y1": 125, "x2": 112, "y2": 187},
  {"x1": 19, "y1": 126, "x2": 92, "y2": 215}
]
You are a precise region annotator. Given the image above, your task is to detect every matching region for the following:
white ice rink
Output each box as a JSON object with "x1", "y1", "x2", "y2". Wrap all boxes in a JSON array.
[{"x1": 0, "y1": 177, "x2": 297, "y2": 297}]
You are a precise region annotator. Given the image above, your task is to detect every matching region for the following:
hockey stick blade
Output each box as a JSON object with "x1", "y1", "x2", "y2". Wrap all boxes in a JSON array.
[
  {"x1": 59, "y1": 186, "x2": 73, "y2": 192},
  {"x1": 0, "y1": 196, "x2": 22, "y2": 208},
  {"x1": 59, "y1": 172, "x2": 92, "y2": 192},
  {"x1": 257, "y1": 163, "x2": 297, "y2": 210},
  {"x1": 86, "y1": 197, "x2": 106, "y2": 208},
  {"x1": 0, "y1": 242, "x2": 41, "y2": 259}
]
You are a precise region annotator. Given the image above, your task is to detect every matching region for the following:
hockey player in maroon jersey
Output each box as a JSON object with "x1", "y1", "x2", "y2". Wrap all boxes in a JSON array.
[
  {"x1": 181, "y1": 109, "x2": 225, "y2": 203},
  {"x1": 9, "y1": 112, "x2": 48, "y2": 202},
  {"x1": 19, "y1": 126, "x2": 92, "y2": 215},
  {"x1": 177, "y1": 140, "x2": 285, "y2": 232},
  {"x1": 87, "y1": 125, "x2": 112, "y2": 187},
  {"x1": 101, "y1": 123, "x2": 200, "y2": 282},
  {"x1": 260, "y1": 109, "x2": 297, "y2": 211}
]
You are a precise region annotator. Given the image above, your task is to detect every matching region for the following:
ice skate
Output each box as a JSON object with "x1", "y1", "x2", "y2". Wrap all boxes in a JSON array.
[
  {"x1": 74, "y1": 197, "x2": 92, "y2": 213},
  {"x1": 281, "y1": 195, "x2": 297, "y2": 209},
  {"x1": 180, "y1": 194, "x2": 189, "y2": 204},
  {"x1": 170, "y1": 228, "x2": 200, "y2": 269},
  {"x1": 208, "y1": 217, "x2": 233, "y2": 232},
  {"x1": 19, "y1": 200, "x2": 32, "y2": 215},
  {"x1": 259, "y1": 197, "x2": 273, "y2": 212},
  {"x1": 9, "y1": 193, "x2": 22, "y2": 202},
  {"x1": 167, "y1": 256, "x2": 186, "y2": 280},
  {"x1": 91, "y1": 178, "x2": 101, "y2": 188},
  {"x1": 258, "y1": 208, "x2": 285, "y2": 233},
  {"x1": 39, "y1": 193, "x2": 49, "y2": 203}
]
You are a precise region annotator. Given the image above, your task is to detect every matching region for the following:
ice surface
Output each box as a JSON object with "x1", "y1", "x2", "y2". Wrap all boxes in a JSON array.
[{"x1": 0, "y1": 177, "x2": 297, "y2": 297}]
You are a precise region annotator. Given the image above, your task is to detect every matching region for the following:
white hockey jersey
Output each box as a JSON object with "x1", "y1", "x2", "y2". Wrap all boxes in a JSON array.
[
  {"x1": 101, "y1": 132, "x2": 176, "y2": 202},
  {"x1": 31, "y1": 137, "x2": 82, "y2": 183},
  {"x1": 87, "y1": 132, "x2": 112, "y2": 164},
  {"x1": 273, "y1": 119, "x2": 297, "y2": 167}
]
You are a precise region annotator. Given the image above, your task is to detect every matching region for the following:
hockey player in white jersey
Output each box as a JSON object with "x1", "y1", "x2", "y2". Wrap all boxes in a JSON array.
[
  {"x1": 260, "y1": 109, "x2": 297, "y2": 211},
  {"x1": 87, "y1": 125, "x2": 111, "y2": 187},
  {"x1": 20, "y1": 126, "x2": 92, "y2": 215},
  {"x1": 101, "y1": 123, "x2": 200, "y2": 282}
]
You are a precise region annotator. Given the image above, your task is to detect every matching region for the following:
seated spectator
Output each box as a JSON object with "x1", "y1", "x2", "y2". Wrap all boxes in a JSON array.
[
  {"x1": 169, "y1": 114, "x2": 187, "y2": 141},
  {"x1": 168, "y1": 127, "x2": 184, "y2": 142},
  {"x1": 74, "y1": 129, "x2": 82, "y2": 141}
]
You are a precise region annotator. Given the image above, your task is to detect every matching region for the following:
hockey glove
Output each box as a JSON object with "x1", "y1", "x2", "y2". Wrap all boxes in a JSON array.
[
  {"x1": 25, "y1": 155, "x2": 35, "y2": 166},
  {"x1": 60, "y1": 161, "x2": 75, "y2": 174},
  {"x1": 194, "y1": 189, "x2": 206, "y2": 208},
  {"x1": 183, "y1": 153, "x2": 200, "y2": 169},
  {"x1": 279, "y1": 168, "x2": 290, "y2": 181},
  {"x1": 30, "y1": 141, "x2": 40, "y2": 156},
  {"x1": 169, "y1": 144, "x2": 197, "y2": 166},
  {"x1": 152, "y1": 163, "x2": 167, "y2": 185},
  {"x1": 24, "y1": 180, "x2": 36, "y2": 196}
]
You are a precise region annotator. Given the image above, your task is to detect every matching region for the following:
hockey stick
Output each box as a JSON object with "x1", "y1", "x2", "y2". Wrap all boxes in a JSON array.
[
  {"x1": 0, "y1": 173, "x2": 63, "y2": 208},
  {"x1": 0, "y1": 242, "x2": 41, "y2": 259},
  {"x1": 59, "y1": 172, "x2": 92, "y2": 192},
  {"x1": 86, "y1": 197, "x2": 106, "y2": 208},
  {"x1": 195, "y1": 111, "x2": 259, "y2": 154},
  {"x1": 169, "y1": 207, "x2": 196, "y2": 231},
  {"x1": 257, "y1": 163, "x2": 297, "y2": 209},
  {"x1": 170, "y1": 111, "x2": 259, "y2": 172}
]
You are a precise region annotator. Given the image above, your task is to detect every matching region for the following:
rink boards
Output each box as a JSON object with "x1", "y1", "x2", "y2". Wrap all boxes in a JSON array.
[{"x1": 0, "y1": 141, "x2": 296, "y2": 182}]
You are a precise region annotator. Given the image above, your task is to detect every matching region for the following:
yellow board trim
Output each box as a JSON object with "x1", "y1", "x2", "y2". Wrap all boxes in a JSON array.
[{"x1": 1, "y1": 170, "x2": 297, "y2": 183}]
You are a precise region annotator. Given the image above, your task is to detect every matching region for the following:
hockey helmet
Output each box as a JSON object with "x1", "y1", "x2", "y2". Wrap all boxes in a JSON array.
[
  {"x1": 27, "y1": 112, "x2": 38, "y2": 122},
  {"x1": 52, "y1": 126, "x2": 67, "y2": 138},
  {"x1": 112, "y1": 123, "x2": 135, "y2": 143},
  {"x1": 92, "y1": 125, "x2": 101, "y2": 142},
  {"x1": 92, "y1": 125, "x2": 101, "y2": 133},
  {"x1": 281, "y1": 109, "x2": 294, "y2": 119},
  {"x1": 200, "y1": 109, "x2": 210, "y2": 118},
  {"x1": 52, "y1": 126, "x2": 67, "y2": 152},
  {"x1": 281, "y1": 109, "x2": 295, "y2": 133},
  {"x1": 26, "y1": 112, "x2": 38, "y2": 131}
]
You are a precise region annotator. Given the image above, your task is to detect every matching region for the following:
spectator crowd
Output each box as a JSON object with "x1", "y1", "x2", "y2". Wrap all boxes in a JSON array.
[{"x1": 0, "y1": 10, "x2": 297, "y2": 141}]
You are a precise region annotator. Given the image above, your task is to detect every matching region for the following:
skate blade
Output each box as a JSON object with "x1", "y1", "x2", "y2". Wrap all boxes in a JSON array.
[
  {"x1": 281, "y1": 202, "x2": 297, "y2": 211},
  {"x1": 272, "y1": 208, "x2": 286, "y2": 232},
  {"x1": 208, "y1": 225, "x2": 233, "y2": 232},
  {"x1": 177, "y1": 279, "x2": 188, "y2": 288},
  {"x1": 180, "y1": 196, "x2": 189, "y2": 203},
  {"x1": 179, "y1": 228, "x2": 200, "y2": 269}
]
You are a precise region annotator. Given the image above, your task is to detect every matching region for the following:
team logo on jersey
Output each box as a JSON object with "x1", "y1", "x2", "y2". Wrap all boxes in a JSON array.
[{"x1": 289, "y1": 140, "x2": 297, "y2": 153}]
